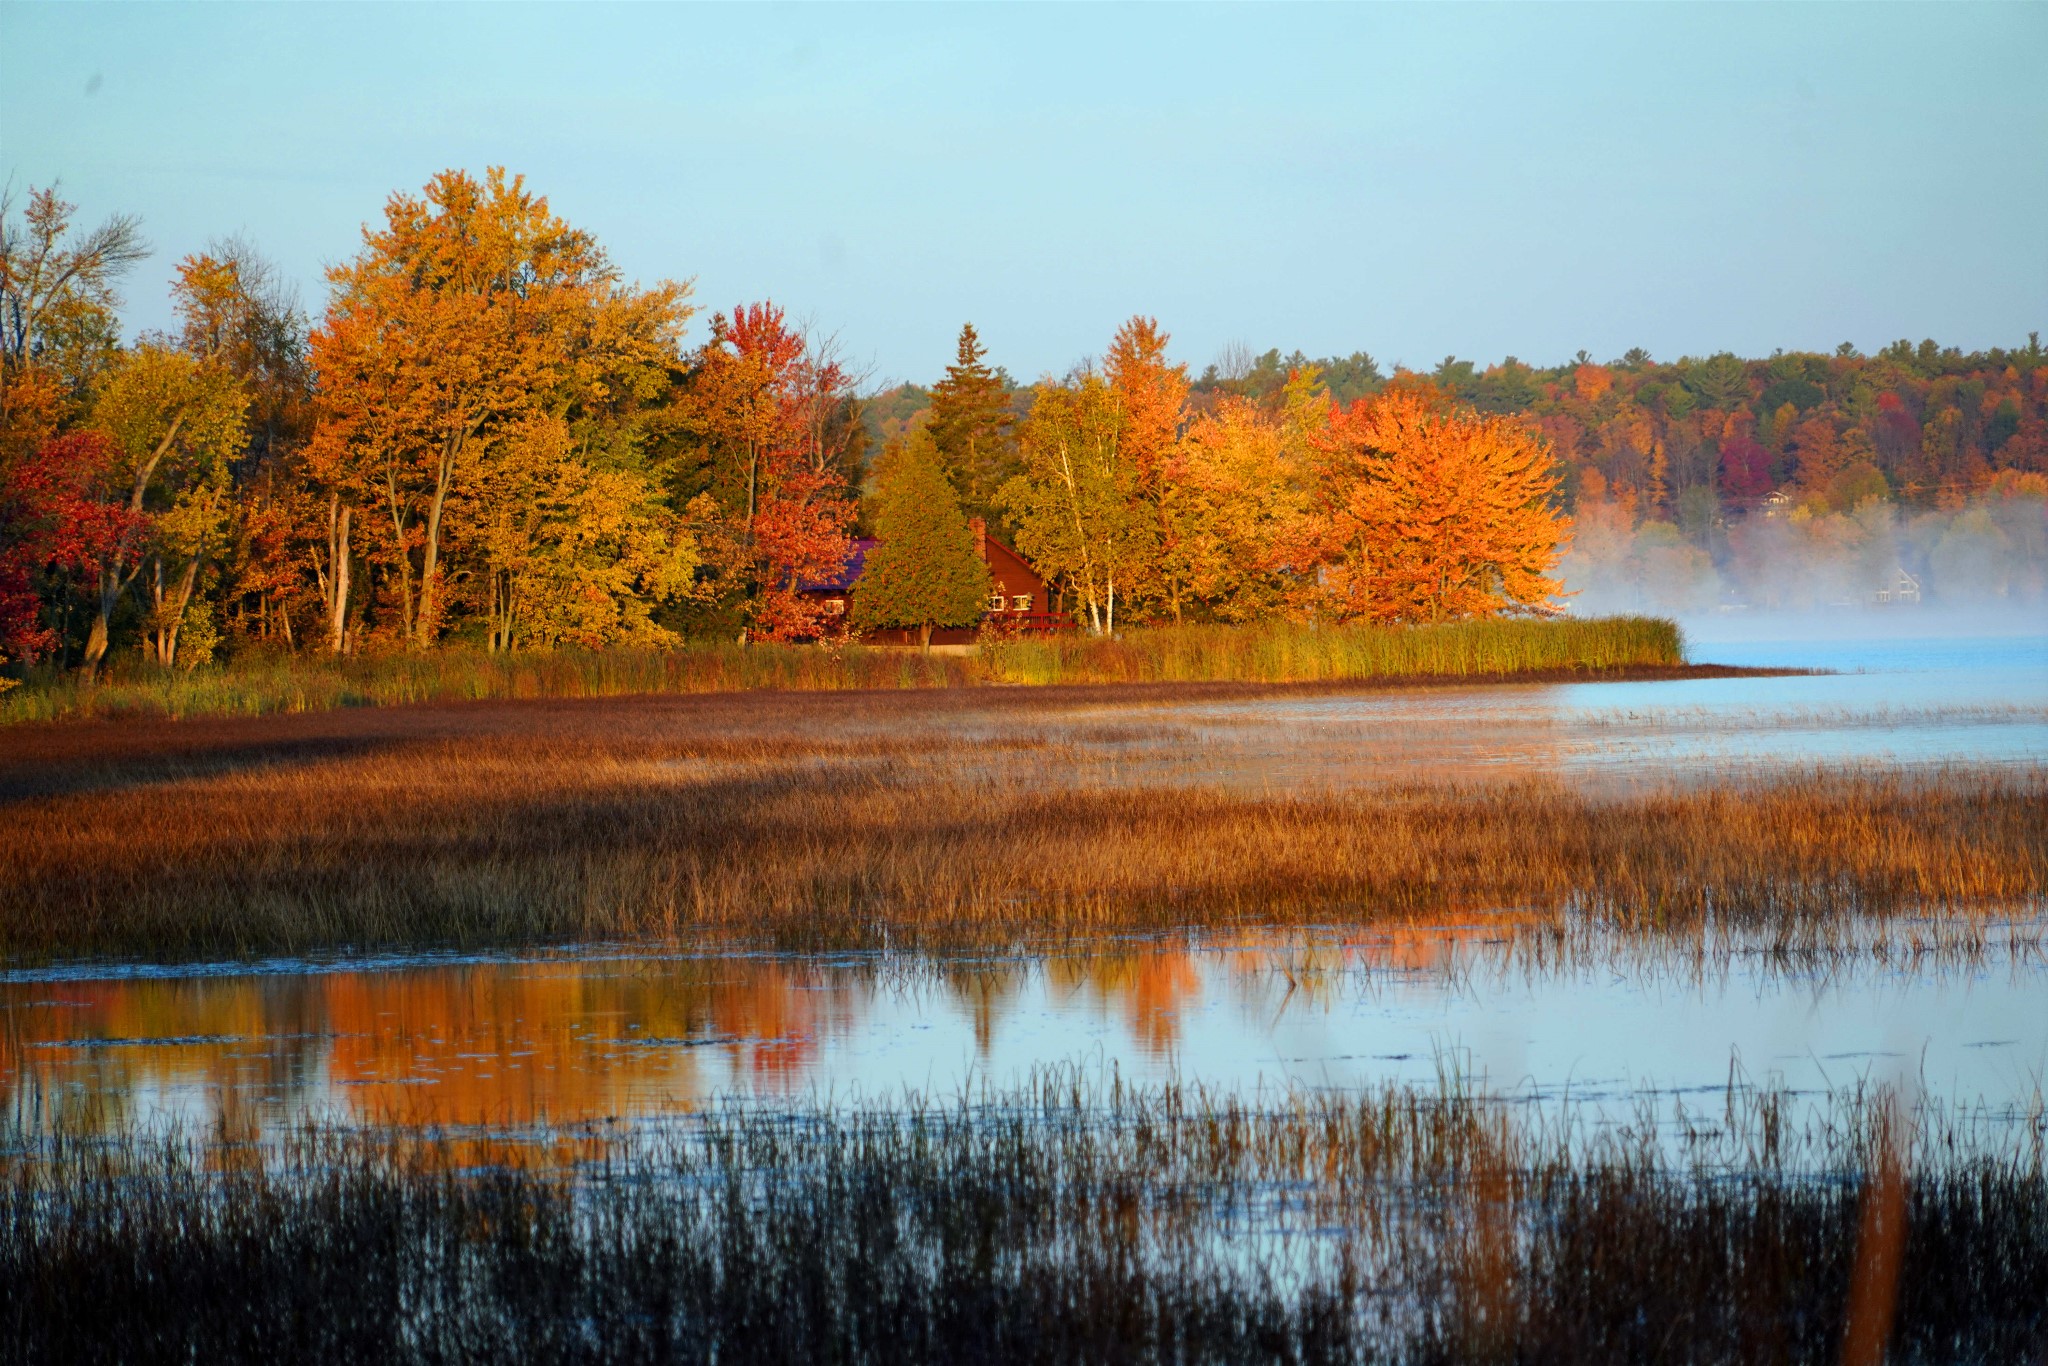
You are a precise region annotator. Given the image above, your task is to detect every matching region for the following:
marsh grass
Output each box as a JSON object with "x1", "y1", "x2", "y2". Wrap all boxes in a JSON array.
[
  {"x1": 1, "y1": 707, "x2": 2040, "y2": 960},
  {"x1": 0, "y1": 617, "x2": 1687, "y2": 723},
  {"x1": 5, "y1": 1074, "x2": 2042, "y2": 1364},
  {"x1": 980, "y1": 616, "x2": 1686, "y2": 686}
]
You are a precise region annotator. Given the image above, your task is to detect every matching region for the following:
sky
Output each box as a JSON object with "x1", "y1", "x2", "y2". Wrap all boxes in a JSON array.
[{"x1": 4, "y1": 2, "x2": 2044, "y2": 388}]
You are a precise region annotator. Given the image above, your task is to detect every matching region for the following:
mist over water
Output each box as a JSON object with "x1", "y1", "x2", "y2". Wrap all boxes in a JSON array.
[{"x1": 1561, "y1": 489, "x2": 2048, "y2": 620}]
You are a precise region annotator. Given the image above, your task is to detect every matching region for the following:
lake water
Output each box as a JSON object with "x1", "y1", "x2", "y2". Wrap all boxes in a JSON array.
[
  {"x1": 999, "y1": 629, "x2": 2048, "y2": 792},
  {"x1": 5, "y1": 627, "x2": 2043, "y2": 1144},
  {"x1": 5, "y1": 921, "x2": 2044, "y2": 1142}
]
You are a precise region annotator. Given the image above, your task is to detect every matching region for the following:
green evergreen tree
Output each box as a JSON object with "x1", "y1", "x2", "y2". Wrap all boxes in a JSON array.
[
  {"x1": 926, "y1": 322, "x2": 1017, "y2": 533},
  {"x1": 853, "y1": 429, "x2": 991, "y2": 651}
]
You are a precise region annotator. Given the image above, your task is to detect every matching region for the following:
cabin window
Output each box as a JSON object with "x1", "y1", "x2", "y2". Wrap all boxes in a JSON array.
[
  {"x1": 1012, "y1": 594, "x2": 1032, "y2": 613},
  {"x1": 824, "y1": 598, "x2": 845, "y2": 615},
  {"x1": 987, "y1": 590, "x2": 1006, "y2": 612}
]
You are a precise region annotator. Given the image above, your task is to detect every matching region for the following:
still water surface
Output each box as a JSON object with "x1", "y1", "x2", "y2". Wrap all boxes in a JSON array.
[{"x1": 7, "y1": 922, "x2": 2042, "y2": 1139}]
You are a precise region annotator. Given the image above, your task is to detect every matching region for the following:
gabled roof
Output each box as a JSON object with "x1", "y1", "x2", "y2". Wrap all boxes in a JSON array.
[
  {"x1": 799, "y1": 532, "x2": 1046, "y2": 594},
  {"x1": 799, "y1": 539, "x2": 877, "y2": 594}
]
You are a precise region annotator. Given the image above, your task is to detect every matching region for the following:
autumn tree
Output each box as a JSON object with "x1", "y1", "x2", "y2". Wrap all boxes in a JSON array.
[
  {"x1": 309, "y1": 168, "x2": 691, "y2": 647},
  {"x1": 675, "y1": 303, "x2": 855, "y2": 642},
  {"x1": 0, "y1": 431, "x2": 150, "y2": 669},
  {"x1": 1104, "y1": 316, "x2": 1190, "y2": 620},
  {"x1": 461, "y1": 414, "x2": 699, "y2": 650},
  {"x1": 1298, "y1": 385, "x2": 1569, "y2": 623},
  {"x1": 86, "y1": 343, "x2": 248, "y2": 669},
  {"x1": 926, "y1": 323, "x2": 1016, "y2": 530},
  {"x1": 852, "y1": 428, "x2": 990, "y2": 650},
  {"x1": 1162, "y1": 374, "x2": 1318, "y2": 622},
  {"x1": 1002, "y1": 370, "x2": 1151, "y2": 634},
  {"x1": 0, "y1": 186, "x2": 148, "y2": 463}
]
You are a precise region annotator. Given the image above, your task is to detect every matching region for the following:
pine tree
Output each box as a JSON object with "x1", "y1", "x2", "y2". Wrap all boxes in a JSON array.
[
  {"x1": 854, "y1": 429, "x2": 991, "y2": 651},
  {"x1": 926, "y1": 323, "x2": 1016, "y2": 532}
]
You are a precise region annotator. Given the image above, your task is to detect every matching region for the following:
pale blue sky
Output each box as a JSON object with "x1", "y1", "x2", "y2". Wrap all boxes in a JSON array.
[{"x1": 4, "y1": 2, "x2": 2044, "y2": 385}]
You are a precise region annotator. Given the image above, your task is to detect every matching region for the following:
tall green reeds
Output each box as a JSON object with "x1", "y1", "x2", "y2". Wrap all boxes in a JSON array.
[{"x1": 0, "y1": 617, "x2": 1684, "y2": 723}]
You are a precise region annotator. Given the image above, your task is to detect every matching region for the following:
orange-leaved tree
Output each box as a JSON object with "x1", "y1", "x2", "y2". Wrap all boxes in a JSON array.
[
  {"x1": 309, "y1": 168, "x2": 691, "y2": 648},
  {"x1": 1104, "y1": 316, "x2": 1191, "y2": 621},
  {"x1": 1297, "y1": 383, "x2": 1569, "y2": 623}
]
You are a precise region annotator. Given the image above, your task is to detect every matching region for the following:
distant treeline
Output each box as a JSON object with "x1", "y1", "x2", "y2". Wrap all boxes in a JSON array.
[
  {"x1": 882, "y1": 334, "x2": 2048, "y2": 514},
  {"x1": 877, "y1": 334, "x2": 2048, "y2": 614},
  {"x1": 4, "y1": 166, "x2": 2042, "y2": 682}
]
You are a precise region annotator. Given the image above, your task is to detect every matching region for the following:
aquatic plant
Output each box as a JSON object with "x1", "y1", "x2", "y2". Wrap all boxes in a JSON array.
[
  {"x1": 0, "y1": 672, "x2": 2040, "y2": 961},
  {"x1": 4, "y1": 1075, "x2": 2041, "y2": 1364},
  {"x1": 0, "y1": 617, "x2": 1686, "y2": 723}
]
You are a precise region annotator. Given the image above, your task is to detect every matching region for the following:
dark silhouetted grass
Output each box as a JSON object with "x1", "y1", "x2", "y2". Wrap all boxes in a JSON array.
[
  {"x1": 5, "y1": 1075, "x2": 2041, "y2": 1364},
  {"x1": 0, "y1": 617, "x2": 1689, "y2": 723}
]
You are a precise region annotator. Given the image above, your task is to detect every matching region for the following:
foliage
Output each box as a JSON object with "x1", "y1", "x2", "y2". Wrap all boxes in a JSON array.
[
  {"x1": 9, "y1": 166, "x2": 2043, "y2": 678},
  {"x1": 308, "y1": 168, "x2": 694, "y2": 650},
  {"x1": 1296, "y1": 384, "x2": 1570, "y2": 622},
  {"x1": 674, "y1": 303, "x2": 856, "y2": 643},
  {"x1": 924, "y1": 322, "x2": 1017, "y2": 532},
  {"x1": 851, "y1": 429, "x2": 990, "y2": 648}
]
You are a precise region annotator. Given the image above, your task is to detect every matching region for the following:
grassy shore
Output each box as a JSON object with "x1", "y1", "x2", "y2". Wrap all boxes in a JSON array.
[
  {"x1": 0, "y1": 616, "x2": 1685, "y2": 723},
  {"x1": 1, "y1": 675, "x2": 2038, "y2": 960},
  {"x1": 7, "y1": 1077, "x2": 2041, "y2": 1364}
]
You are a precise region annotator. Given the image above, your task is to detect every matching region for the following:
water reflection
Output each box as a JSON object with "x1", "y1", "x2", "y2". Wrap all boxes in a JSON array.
[{"x1": 9, "y1": 920, "x2": 2042, "y2": 1147}]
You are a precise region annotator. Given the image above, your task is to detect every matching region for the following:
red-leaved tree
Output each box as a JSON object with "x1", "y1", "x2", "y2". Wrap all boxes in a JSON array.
[
  {"x1": 1, "y1": 432, "x2": 151, "y2": 666},
  {"x1": 678, "y1": 303, "x2": 854, "y2": 642}
]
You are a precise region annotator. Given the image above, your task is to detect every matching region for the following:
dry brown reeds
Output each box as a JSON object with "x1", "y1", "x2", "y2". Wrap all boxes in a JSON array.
[{"x1": 2, "y1": 686, "x2": 2039, "y2": 961}]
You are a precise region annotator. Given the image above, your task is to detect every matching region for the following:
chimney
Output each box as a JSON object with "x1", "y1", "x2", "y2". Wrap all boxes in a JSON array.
[{"x1": 969, "y1": 516, "x2": 987, "y2": 561}]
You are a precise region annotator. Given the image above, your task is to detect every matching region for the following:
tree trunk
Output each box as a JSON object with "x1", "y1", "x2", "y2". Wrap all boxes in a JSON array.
[
  {"x1": 919, "y1": 621, "x2": 933, "y2": 653},
  {"x1": 80, "y1": 577, "x2": 113, "y2": 678},
  {"x1": 383, "y1": 477, "x2": 416, "y2": 642},
  {"x1": 155, "y1": 554, "x2": 200, "y2": 667},
  {"x1": 416, "y1": 432, "x2": 459, "y2": 647},
  {"x1": 326, "y1": 500, "x2": 351, "y2": 655}
]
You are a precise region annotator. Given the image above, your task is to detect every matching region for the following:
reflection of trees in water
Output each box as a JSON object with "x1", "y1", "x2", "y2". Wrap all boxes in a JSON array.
[
  {"x1": 2, "y1": 957, "x2": 883, "y2": 1142},
  {"x1": 1, "y1": 977, "x2": 329, "y2": 1141},
  {"x1": 1046, "y1": 951, "x2": 1206, "y2": 1055}
]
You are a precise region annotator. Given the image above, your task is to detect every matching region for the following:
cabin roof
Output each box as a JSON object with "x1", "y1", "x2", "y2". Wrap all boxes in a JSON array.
[
  {"x1": 800, "y1": 532, "x2": 1046, "y2": 595},
  {"x1": 800, "y1": 539, "x2": 877, "y2": 594}
]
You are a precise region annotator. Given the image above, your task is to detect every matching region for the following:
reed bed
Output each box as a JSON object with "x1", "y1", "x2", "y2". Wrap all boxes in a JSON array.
[
  {"x1": 0, "y1": 639, "x2": 977, "y2": 723},
  {"x1": 0, "y1": 617, "x2": 1687, "y2": 723},
  {"x1": 980, "y1": 616, "x2": 1686, "y2": 686},
  {"x1": 5, "y1": 1075, "x2": 2041, "y2": 1364},
  {"x1": 1, "y1": 682, "x2": 2041, "y2": 960}
]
